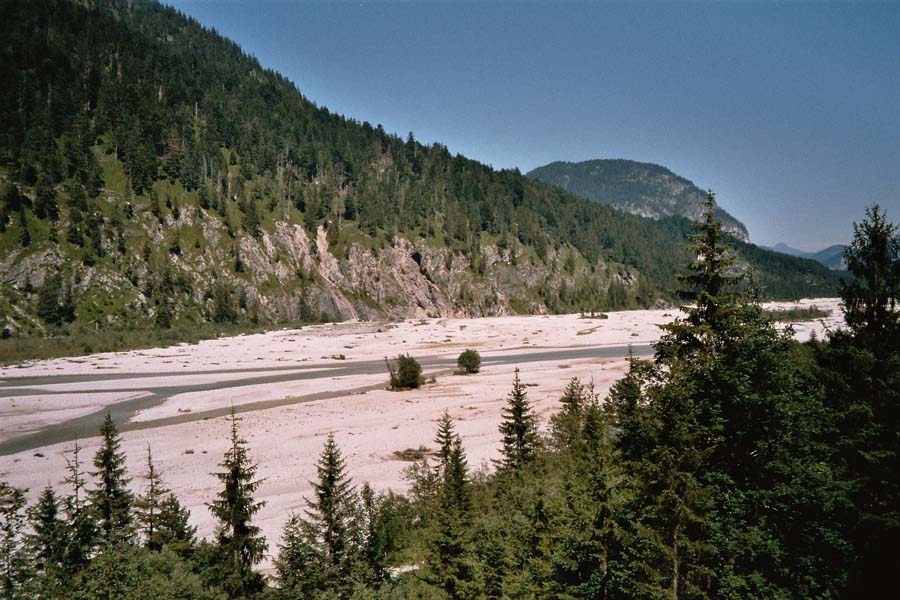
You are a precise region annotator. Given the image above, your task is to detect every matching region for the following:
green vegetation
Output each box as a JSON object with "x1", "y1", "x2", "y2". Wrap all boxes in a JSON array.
[
  {"x1": 0, "y1": 0, "x2": 845, "y2": 354},
  {"x1": 0, "y1": 320, "x2": 314, "y2": 365},
  {"x1": 764, "y1": 305, "x2": 832, "y2": 322},
  {"x1": 386, "y1": 354, "x2": 424, "y2": 390},
  {"x1": 1, "y1": 204, "x2": 898, "y2": 599},
  {"x1": 456, "y1": 349, "x2": 481, "y2": 374}
]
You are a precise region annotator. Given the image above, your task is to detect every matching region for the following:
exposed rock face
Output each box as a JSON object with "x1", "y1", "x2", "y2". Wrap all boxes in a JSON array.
[{"x1": 2, "y1": 205, "x2": 632, "y2": 334}]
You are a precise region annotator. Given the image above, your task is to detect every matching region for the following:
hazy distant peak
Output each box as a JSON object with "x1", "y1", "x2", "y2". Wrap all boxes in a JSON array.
[{"x1": 527, "y1": 158, "x2": 750, "y2": 241}]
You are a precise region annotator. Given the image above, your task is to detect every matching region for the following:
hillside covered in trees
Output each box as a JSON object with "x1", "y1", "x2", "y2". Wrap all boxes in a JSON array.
[
  {"x1": 0, "y1": 0, "x2": 843, "y2": 354},
  {"x1": 1, "y1": 202, "x2": 897, "y2": 599},
  {"x1": 527, "y1": 159, "x2": 750, "y2": 241}
]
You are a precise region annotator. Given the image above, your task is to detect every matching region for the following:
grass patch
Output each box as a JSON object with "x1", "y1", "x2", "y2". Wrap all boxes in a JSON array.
[
  {"x1": 393, "y1": 446, "x2": 432, "y2": 461},
  {"x1": 0, "y1": 319, "x2": 319, "y2": 365},
  {"x1": 765, "y1": 305, "x2": 832, "y2": 322}
]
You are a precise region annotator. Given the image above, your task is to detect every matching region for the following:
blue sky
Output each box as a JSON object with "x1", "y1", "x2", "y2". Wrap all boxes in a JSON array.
[{"x1": 166, "y1": 1, "x2": 899, "y2": 250}]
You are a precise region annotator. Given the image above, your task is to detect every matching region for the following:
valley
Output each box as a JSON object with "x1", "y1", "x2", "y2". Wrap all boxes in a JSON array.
[{"x1": 0, "y1": 299, "x2": 842, "y2": 567}]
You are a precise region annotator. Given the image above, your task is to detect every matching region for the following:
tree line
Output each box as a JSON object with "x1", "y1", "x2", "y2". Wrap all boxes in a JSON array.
[
  {"x1": 1, "y1": 200, "x2": 897, "y2": 598},
  {"x1": 1, "y1": 0, "x2": 844, "y2": 340}
]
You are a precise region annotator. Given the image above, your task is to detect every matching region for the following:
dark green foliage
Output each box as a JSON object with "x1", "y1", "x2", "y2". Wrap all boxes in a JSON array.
[
  {"x1": 277, "y1": 434, "x2": 357, "y2": 597},
  {"x1": 207, "y1": 409, "x2": 266, "y2": 597},
  {"x1": 136, "y1": 445, "x2": 195, "y2": 555},
  {"x1": 456, "y1": 349, "x2": 481, "y2": 374},
  {"x1": 36, "y1": 273, "x2": 64, "y2": 327},
  {"x1": 610, "y1": 197, "x2": 853, "y2": 598},
  {"x1": 496, "y1": 368, "x2": 540, "y2": 472},
  {"x1": 26, "y1": 486, "x2": 67, "y2": 597},
  {"x1": 425, "y1": 433, "x2": 477, "y2": 600},
  {"x1": 840, "y1": 204, "x2": 900, "y2": 345},
  {"x1": 211, "y1": 282, "x2": 239, "y2": 324},
  {"x1": 0, "y1": 482, "x2": 30, "y2": 599},
  {"x1": 549, "y1": 377, "x2": 588, "y2": 451},
  {"x1": 89, "y1": 413, "x2": 135, "y2": 546},
  {"x1": 817, "y1": 205, "x2": 900, "y2": 597},
  {"x1": 62, "y1": 438, "x2": 96, "y2": 577},
  {"x1": 386, "y1": 353, "x2": 423, "y2": 390}
]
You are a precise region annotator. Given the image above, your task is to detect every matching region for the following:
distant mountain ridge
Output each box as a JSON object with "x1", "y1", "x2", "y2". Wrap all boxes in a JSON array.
[
  {"x1": 767, "y1": 243, "x2": 846, "y2": 270},
  {"x1": 527, "y1": 159, "x2": 750, "y2": 241}
]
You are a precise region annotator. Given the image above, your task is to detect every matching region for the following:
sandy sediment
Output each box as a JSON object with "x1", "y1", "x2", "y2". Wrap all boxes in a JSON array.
[{"x1": 0, "y1": 299, "x2": 843, "y2": 567}]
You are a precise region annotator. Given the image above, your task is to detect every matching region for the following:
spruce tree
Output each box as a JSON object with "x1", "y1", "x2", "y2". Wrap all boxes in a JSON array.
[
  {"x1": 26, "y1": 486, "x2": 67, "y2": 596},
  {"x1": 657, "y1": 191, "x2": 749, "y2": 360},
  {"x1": 427, "y1": 434, "x2": 476, "y2": 600},
  {"x1": 824, "y1": 205, "x2": 900, "y2": 596},
  {"x1": 62, "y1": 438, "x2": 95, "y2": 575},
  {"x1": 496, "y1": 368, "x2": 540, "y2": 472},
  {"x1": 208, "y1": 408, "x2": 266, "y2": 597},
  {"x1": 549, "y1": 377, "x2": 587, "y2": 451},
  {"x1": 277, "y1": 434, "x2": 360, "y2": 597},
  {"x1": 155, "y1": 493, "x2": 196, "y2": 557},
  {"x1": 136, "y1": 445, "x2": 169, "y2": 550},
  {"x1": 305, "y1": 433, "x2": 357, "y2": 573},
  {"x1": 0, "y1": 482, "x2": 30, "y2": 600},
  {"x1": 435, "y1": 410, "x2": 457, "y2": 468},
  {"x1": 89, "y1": 413, "x2": 135, "y2": 546},
  {"x1": 840, "y1": 204, "x2": 900, "y2": 348}
]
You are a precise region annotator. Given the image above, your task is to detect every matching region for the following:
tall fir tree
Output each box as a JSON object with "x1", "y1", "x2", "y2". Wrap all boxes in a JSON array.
[
  {"x1": 435, "y1": 410, "x2": 457, "y2": 468},
  {"x1": 0, "y1": 482, "x2": 31, "y2": 600},
  {"x1": 62, "y1": 437, "x2": 96, "y2": 575},
  {"x1": 306, "y1": 434, "x2": 357, "y2": 571},
  {"x1": 840, "y1": 204, "x2": 900, "y2": 348},
  {"x1": 208, "y1": 408, "x2": 267, "y2": 597},
  {"x1": 89, "y1": 413, "x2": 135, "y2": 546},
  {"x1": 549, "y1": 377, "x2": 587, "y2": 451},
  {"x1": 277, "y1": 434, "x2": 359, "y2": 598},
  {"x1": 135, "y1": 445, "x2": 169, "y2": 550},
  {"x1": 26, "y1": 486, "x2": 68, "y2": 597},
  {"x1": 495, "y1": 368, "x2": 540, "y2": 472},
  {"x1": 426, "y1": 434, "x2": 477, "y2": 600}
]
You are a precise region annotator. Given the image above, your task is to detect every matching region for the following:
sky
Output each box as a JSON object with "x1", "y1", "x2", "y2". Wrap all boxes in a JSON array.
[{"x1": 165, "y1": 0, "x2": 899, "y2": 251}]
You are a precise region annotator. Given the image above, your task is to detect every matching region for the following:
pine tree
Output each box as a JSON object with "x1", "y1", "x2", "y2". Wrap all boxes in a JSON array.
[
  {"x1": 657, "y1": 191, "x2": 749, "y2": 360},
  {"x1": 26, "y1": 486, "x2": 67, "y2": 596},
  {"x1": 62, "y1": 438, "x2": 95, "y2": 575},
  {"x1": 36, "y1": 273, "x2": 63, "y2": 327},
  {"x1": 496, "y1": 368, "x2": 540, "y2": 472},
  {"x1": 435, "y1": 410, "x2": 456, "y2": 468},
  {"x1": 824, "y1": 205, "x2": 900, "y2": 596},
  {"x1": 0, "y1": 482, "x2": 30, "y2": 600},
  {"x1": 356, "y1": 483, "x2": 399, "y2": 586},
  {"x1": 306, "y1": 433, "x2": 357, "y2": 572},
  {"x1": 136, "y1": 445, "x2": 169, "y2": 550},
  {"x1": 155, "y1": 493, "x2": 196, "y2": 557},
  {"x1": 840, "y1": 204, "x2": 900, "y2": 348},
  {"x1": 277, "y1": 434, "x2": 360, "y2": 597},
  {"x1": 89, "y1": 413, "x2": 135, "y2": 545},
  {"x1": 208, "y1": 408, "x2": 266, "y2": 597},
  {"x1": 549, "y1": 377, "x2": 587, "y2": 451},
  {"x1": 426, "y1": 434, "x2": 476, "y2": 600}
]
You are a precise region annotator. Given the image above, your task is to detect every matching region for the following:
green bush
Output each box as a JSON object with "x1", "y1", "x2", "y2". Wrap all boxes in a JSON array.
[
  {"x1": 457, "y1": 349, "x2": 481, "y2": 374},
  {"x1": 387, "y1": 354, "x2": 423, "y2": 389}
]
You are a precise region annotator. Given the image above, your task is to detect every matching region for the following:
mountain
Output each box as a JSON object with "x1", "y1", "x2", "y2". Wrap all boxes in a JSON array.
[
  {"x1": 527, "y1": 159, "x2": 750, "y2": 241},
  {"x1": 0, "y1": 0, "x2": 844, "y2": 342},
  {"x1": 769, "y1": 243, "x2": 846, "y2": 270}
]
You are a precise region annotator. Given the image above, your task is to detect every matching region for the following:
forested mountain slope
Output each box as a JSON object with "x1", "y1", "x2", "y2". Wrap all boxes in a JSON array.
[
  {"x1": 0, "y1": 0, "x2": 842, "y2": 340},
  {"x1": 528, "y1": 158, "x2": 750, "y2": 241}
]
